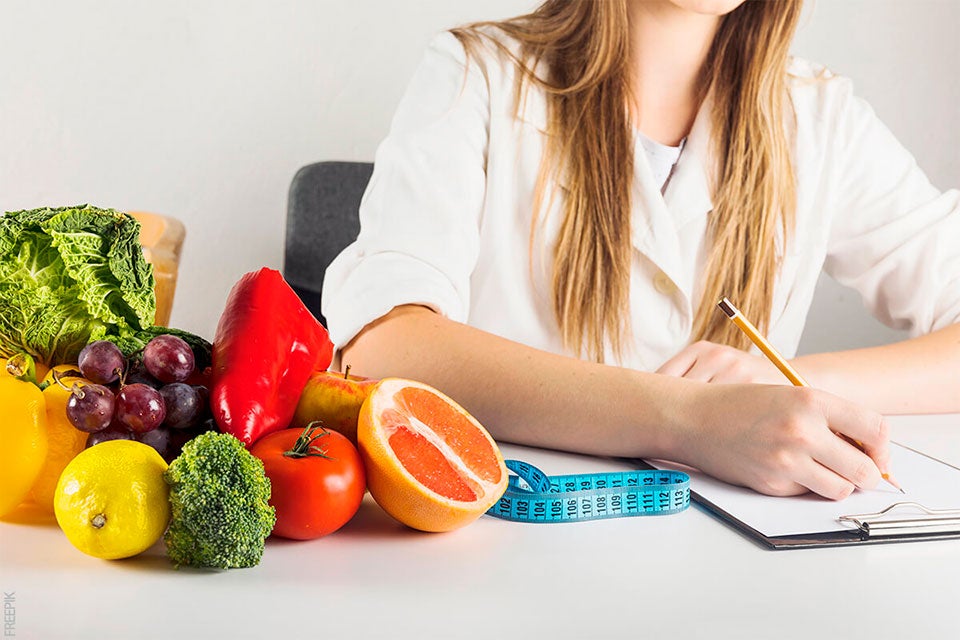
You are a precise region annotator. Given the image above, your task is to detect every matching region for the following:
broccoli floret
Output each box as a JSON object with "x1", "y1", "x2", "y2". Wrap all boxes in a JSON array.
[{"x1": 163, "y1": 431, "x2": 275, "y2": 569}]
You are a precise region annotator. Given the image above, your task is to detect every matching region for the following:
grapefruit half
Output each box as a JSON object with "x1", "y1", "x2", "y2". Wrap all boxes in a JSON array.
[{"x1": 357, "y1": 378, "x2": 508, "y2": 532}]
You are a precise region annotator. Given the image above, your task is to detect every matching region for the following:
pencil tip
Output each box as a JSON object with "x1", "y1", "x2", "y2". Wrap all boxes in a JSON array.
[{"x1": 882, "y1": 472, "x2": 905, "y2": 494}]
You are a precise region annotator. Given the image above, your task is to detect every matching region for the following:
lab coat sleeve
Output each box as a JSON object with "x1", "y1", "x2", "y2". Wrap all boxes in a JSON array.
[
  {"x1": 321, "y1": 32, "x2": 489, "y2": 350},
  {"x1": 822, "y1": 80, "x2": 960, "y2": 335}
]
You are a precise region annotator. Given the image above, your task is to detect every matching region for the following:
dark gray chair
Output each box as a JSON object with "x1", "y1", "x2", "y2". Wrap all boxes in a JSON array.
[{"x1": 284, "y1": 161, "x2": 374, "y2": 325}]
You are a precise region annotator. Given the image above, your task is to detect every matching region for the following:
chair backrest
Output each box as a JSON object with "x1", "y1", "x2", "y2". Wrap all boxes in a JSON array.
[
  {"x1": 284, "y1": 161, "x2": 374, "y2": 325},
  {"x1": 130, "y1": 211, "x2": 186, "y2": 327}
]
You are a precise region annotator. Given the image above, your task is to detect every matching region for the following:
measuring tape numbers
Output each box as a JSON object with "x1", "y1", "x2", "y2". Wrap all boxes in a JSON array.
[{"x1": 486, "y1": 459, "x2": 691, "y2": 523}]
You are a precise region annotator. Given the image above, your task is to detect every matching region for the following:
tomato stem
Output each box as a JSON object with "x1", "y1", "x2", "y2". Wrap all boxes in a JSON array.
[{"x1": 283, "y1": 421, "x2": 336, "y2": 459}]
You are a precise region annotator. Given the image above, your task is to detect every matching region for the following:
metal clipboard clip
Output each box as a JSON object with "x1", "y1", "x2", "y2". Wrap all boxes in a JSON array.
[{"x1": 838, "y1": 502, "x2": 960, "y2": 538}]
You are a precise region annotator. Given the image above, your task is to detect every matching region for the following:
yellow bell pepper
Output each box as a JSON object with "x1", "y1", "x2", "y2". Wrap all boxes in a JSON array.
[
  {"x1": 23, "y1": 368, "x2": 90, "y2": 512},
  {"x1": 0, "y1": 374, "x2": 48, "y2": 518}
]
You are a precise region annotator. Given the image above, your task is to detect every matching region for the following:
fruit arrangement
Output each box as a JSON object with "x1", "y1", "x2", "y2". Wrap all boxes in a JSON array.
[{"x1": 1, "y1": 206, "x2": 509, "y2": 570}]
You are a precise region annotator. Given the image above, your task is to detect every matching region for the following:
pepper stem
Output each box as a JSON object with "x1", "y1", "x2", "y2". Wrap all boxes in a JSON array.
[
  {"x1": 282, "y1": 421, "x2": 336, "y2": 459},
  {"x1": 6, "y1": 353, "x2": 38, "y2": 385}
]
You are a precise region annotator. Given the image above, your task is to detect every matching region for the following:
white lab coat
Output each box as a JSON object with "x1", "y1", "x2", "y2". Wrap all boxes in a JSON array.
[{"x1": 322, "y1": 31, "x2": 960, "y2": 370}]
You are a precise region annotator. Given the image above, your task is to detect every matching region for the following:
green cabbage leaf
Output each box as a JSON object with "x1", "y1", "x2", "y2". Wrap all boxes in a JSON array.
[{"x1": 0, "y1": 205, "x2": 156, "y2": 366}]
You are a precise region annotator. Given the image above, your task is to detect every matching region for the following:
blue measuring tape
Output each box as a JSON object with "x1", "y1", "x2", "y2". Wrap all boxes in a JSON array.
[{"x1": 486, "y1": 459, "x2": 691, "y2": 523}]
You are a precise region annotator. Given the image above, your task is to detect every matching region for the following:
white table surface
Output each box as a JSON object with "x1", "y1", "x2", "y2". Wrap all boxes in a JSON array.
[{"x1": 2, "y1": 414, "x2": 959, "y2": 640}]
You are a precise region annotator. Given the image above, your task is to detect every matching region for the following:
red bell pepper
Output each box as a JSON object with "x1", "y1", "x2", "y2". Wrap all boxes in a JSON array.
[{"x1": 211, "y1": 268, "x2": 333, "y2": 445}]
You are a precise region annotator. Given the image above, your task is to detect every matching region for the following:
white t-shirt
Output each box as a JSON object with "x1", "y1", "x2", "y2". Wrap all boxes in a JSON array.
[
  {"x1": 322, "y1": 31, "x2": 960, "y2": 370},
  {"x1": 639, "y1": 134, "x2": 684, "y2": 192}
]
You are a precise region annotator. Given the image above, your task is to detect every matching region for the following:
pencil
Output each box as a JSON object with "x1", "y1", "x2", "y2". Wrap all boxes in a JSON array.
[{"x1": 716, "y1": 297, "x2": 904, "y2": 494}]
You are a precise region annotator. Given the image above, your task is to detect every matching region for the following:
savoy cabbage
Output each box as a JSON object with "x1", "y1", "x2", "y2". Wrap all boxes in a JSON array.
[{"x1": 0, "y1": 205, "x2": 156, "y2": 366}]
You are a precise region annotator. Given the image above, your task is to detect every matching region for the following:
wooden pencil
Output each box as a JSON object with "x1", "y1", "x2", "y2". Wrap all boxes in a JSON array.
[{"x1": 717, "y1": 297, "x2": 904, "y2": 494}]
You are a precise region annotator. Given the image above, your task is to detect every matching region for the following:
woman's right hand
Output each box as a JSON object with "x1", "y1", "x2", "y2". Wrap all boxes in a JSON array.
[{"x1": 675, "y1": 383, "x2": 892, "y2": 500}]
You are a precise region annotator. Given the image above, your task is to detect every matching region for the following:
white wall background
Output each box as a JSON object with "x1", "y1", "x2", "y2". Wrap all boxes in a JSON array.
[{"x1": 1, "y1": 0, "x2": 957, "y2": 352}]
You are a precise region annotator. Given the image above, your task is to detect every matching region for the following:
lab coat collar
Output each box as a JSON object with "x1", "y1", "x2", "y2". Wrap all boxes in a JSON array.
[
  {"x1": 630, "y1": 94, "x2": 715, "y2": 301},
  {"x1": 543, "y1": 92, "x2": 715, "y2": 302}
]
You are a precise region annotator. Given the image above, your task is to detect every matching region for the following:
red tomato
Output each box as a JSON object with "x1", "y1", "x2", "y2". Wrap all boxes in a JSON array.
[{"x1": 250, "y1": 424, "x2": 366, "y2": 540}]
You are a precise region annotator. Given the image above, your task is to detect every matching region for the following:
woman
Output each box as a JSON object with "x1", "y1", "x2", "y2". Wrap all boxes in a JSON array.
[{"x1": 322, "y1": 0, "x2": 960, "y2": 499}]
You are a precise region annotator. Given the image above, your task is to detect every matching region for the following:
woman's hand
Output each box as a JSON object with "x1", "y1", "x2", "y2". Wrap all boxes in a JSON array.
[
  {"x1": 657, "y1": 340, "x2": 788, "y2": 385},
  {"x1": 675, "y1": 383, "x2": 892, "y2": 500}
]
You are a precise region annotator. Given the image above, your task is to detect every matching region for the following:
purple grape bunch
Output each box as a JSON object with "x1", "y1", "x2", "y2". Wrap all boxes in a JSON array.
[{"x1": 64, "y1": 334, "x2": 212, "y2": 461}]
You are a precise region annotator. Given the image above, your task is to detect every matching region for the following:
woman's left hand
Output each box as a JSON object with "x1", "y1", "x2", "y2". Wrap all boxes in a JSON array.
[{"x1": 657, "y1": 340, "x2": 788, "y2": 385}]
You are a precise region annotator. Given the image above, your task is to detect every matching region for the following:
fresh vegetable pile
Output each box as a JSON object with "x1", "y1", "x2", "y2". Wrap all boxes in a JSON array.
[{"x1": 1, "y1": 204, "x2": 508, "y2": 572}]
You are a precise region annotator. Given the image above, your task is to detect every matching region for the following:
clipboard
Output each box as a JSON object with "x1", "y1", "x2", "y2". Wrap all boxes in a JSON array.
[
  {"x1": 635, "y1": 441, "x2": 960, "y2": 550},
  {"x1": 684, "y1": 491, "x2": 960, "y2": 550}
]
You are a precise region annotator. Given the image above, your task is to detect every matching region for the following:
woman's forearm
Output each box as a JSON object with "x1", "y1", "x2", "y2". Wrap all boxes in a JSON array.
[
  {"x1": 795, "y1": 323, "x2": 960, "y2": 415},
  {"x1": 339, "y1": 305, "x2": 690, "y2": 459}
]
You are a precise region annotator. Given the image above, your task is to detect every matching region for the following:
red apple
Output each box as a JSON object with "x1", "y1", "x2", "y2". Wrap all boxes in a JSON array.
[{"x1": 290, "y1": 368, "x2": 378, "y2": 444}]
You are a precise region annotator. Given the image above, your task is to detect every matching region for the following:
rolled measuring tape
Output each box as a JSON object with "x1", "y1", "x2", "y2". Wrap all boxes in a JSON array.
[{"x1": 486, "y1": 459, "x2": 691, "y2": 523}]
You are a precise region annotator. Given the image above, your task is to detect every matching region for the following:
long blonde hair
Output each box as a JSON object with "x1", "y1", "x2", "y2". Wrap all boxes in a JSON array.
[{"x1": 453, "y1": 0, "x2": 803, "y2": 361}]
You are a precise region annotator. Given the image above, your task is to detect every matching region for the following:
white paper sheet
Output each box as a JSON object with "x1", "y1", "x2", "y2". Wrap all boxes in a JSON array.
[{"x1": 649, "y1": 443, "x2": 960, "y2": 537}]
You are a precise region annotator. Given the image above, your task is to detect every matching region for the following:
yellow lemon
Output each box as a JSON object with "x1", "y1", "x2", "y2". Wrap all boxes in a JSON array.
[{"x1": 54, "y1": 440, "x2": 170, "y2": 560}]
